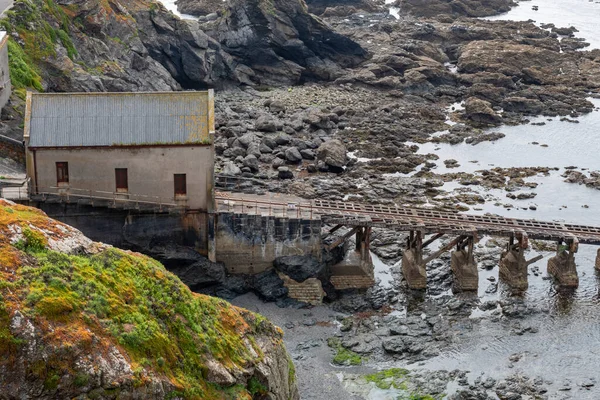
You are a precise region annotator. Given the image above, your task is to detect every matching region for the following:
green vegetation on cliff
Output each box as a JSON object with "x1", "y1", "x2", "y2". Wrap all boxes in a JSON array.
[
  {"x1": 6, "y1": 39, "x2": 43, "y2": 93},
  {"x1": 1, "y1": 0, "x2": 80, "y2": 92},
  {"x1": 0, "y1": 201, "x2": 297, "y2": 399}
]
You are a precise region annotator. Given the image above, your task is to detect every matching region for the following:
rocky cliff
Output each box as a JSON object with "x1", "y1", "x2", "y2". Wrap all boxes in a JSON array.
[
  {"x1": 0, "y1": 0, "x2": 368, "y2": 92},
  {"x1": 214, "y1": 0, "x2": 368, "y2": 85},
  {"x1": 0, "y1": 199, "x2": 299, "y2": 399}
]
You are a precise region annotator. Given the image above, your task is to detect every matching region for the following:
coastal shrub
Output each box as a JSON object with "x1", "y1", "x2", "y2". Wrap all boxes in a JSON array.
[
  {"x1": 57, "y1": 29, "x2": 77, "y2": 59},
  {"x1": 247, "y1": 376, "x2": 268, "y2": 396},
  {"x1": 15, "y1": 227, "x2": 47, "y2": 252},
  {"x1": 6, "y1": 39, "x2": 43, "y2": 91}
]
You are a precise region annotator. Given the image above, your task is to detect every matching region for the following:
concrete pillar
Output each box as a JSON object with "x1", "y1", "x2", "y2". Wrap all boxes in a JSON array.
[
  {"x1": 402, "y1": 247, "x2": 426, "y2": 289},
  {"x1": 451, "y1": 249, "x2": 478, "y2": 292},
  {"x1": 548, "y1": 250, "x2": 579, "y2": 288},
  {"x1": 499, "y1": 248, "x2": 529, "y2": 291},
  {"x1": 596, "y1": 248, "x2": 600, "y2": 271},
  {"x1": 207, "y1": 212, "x2": 216, "y2": 263}
]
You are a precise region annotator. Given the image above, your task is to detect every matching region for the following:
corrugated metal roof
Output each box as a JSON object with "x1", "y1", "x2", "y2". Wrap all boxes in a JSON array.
[{"x1": 27, "y1": 91, "x2": 212, "y2": 147}]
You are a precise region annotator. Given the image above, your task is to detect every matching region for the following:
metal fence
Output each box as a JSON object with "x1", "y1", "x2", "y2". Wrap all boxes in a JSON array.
[{"x1": 31, "y1": 186, "x2": 179, "y2": 209}]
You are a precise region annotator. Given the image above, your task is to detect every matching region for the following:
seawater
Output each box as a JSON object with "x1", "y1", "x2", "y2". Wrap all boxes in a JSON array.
[
  {"x1": 385, "y1": 61, "x2": 600, "y2": 400},
  {"x1": 486, "y1": 0, "x2": 600, "y2": 50}
]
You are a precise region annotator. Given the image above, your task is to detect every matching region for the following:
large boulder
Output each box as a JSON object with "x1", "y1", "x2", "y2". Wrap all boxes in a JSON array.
[
  {"x1": 253, "y1": 270, "x2": 289, "y2": 301},
  {"x1": 216, "y1": 0, "x2": 369, "y2": 85},
  {"x1": 463, "y1": 97, "x2": 502, "y2": 126},
  {"x1": 274, "y1": 255, "x2": 326, "y2": 283},
  {"x1": 317, "y1": 139, "x2": 348, "y2": 170},
  {"x1": 0, "y1": 200, "x2": 299, "y2": 400}
]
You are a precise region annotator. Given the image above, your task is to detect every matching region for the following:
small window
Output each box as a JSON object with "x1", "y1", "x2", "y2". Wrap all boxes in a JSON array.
[
  {"x1": 115, "y1": 168, "x2": 128, "y2": 193},
  {"x1": 56, "y1": 162, "x2": 69, "y2": 184},
  {"x1": 174, "y1": 174, "x2": 187, "y2": 197}
]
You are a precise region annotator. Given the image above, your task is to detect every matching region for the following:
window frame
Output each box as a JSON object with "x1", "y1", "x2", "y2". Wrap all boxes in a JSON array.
[{"x1": 56, "y1": 162, "x2": 69, "y2": 186}]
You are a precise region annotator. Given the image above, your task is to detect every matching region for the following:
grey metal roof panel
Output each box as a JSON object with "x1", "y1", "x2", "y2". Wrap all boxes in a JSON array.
[{"x1": 27, "y1": 91, "x2": 212, "y2": 147}]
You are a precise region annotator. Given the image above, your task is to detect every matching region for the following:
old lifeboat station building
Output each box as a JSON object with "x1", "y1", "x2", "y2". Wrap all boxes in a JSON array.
[{"x1": 23, "y1": 91, "x2": 215, "y2": 211}]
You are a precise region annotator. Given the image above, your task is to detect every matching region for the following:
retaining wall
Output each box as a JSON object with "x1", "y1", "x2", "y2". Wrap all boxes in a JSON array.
[{"x1": 216, "y1": 212, "x2": 322, "y2": 275}]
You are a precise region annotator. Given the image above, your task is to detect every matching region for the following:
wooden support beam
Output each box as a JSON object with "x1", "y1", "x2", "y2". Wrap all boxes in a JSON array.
[
  {"x1": 328, "y1": 224, "x2": 343, "y2": 235},
  {"x1": 526, "y1": 254, "x2": 544, "y2": 266},
  {"x1": 423, "y1": 235, "x2": 467, "y2": 265},
  {"x1": 327, "y1": 226, "x2": 359, "y2": 250},
  {"x1": 422, "y1": 233, "x2": 444, "y2": 249}
]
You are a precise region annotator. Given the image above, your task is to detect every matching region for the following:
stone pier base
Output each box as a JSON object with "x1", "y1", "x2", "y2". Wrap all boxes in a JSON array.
[
  {"x1": 402, "y1": 248, "x2": 426, "y2": 289},
  {"x1": 596, "y1": 249, "x2": 600, "y2": 271},
  {"x1": 499, "y1": 249, "x2": 528, "y2": 290},
  {"x1": 451, "y1": 250, "x2": 478, "y2": 292},
  {"x1": 547, "y1": 251, "x2": 579, "y2": 288}
]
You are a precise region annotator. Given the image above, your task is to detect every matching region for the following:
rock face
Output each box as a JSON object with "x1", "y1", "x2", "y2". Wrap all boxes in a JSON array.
[
  {"x1": 216, "y1": 0, "x2": 369, "y2": 85},
  {"x1": 0, "y1": 200, "x2": 299, "y2": 400},
  {"x1": 176, "y1": 0, "x2": 223, "y2": 16},
  {"x1": 4, "y1": 0, "x2": 367, "y2": 91}
]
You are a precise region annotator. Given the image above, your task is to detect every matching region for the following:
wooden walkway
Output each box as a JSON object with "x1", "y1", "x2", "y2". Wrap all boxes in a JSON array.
[{"x1": 216, "y1": 194, "x2": 600, "y2": 246}]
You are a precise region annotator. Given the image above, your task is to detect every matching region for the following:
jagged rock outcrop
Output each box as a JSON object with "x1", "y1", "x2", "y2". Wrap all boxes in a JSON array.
[
  {"x1": 215, "y1": 0, "x2": 369, "y2": 85},
  {"x1": 176, "y1": 0, "x2": 223, "y2": 16},
  {"x1": 0, "y1": 200, "x2": 299, "y2": 400},
  {"x1": 3, "y1": 0, "x2": 368, "y2": 92}
]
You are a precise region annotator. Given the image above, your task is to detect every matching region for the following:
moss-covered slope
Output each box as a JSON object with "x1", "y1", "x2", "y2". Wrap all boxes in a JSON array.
[{"x1": 0, "y1": 200, "x2": 298, "y2": 399}]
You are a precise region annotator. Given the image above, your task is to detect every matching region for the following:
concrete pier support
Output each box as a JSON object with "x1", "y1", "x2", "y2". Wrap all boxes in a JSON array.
[
  {"x1": 498, "y1": 234, "x2": 543, "y2": 291},
  {"x1": 499, "y1": 248, "x2": 529, "y2": 291},
  {"x1": 547, "y1": 239, "x2": 579, "y2": 288},
  {"x1": 402, "y1": 231, "x2": 427, "y2": 289},
  {"x1": 596, "y1": 248, "x2": 600, "y2": 271},
  {"x1": 451, "y1": 238, "x2": 478, "y2": 292},
  {"x1": 402, "y1": 247, "x2": 427, "y2": 289}
]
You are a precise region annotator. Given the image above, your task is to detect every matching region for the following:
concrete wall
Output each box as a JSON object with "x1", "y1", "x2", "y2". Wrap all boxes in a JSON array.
[
  {"x1": 216, "y1": 212, "x2": 322, "y2": 274},
  {"x1": 37, "y1": 203, "x2": 208, "y2": 254},
  {"x1": 30, "y1": 146, "x2": 213, "y2": 210},
  {"x1": 0, "y1": 33, "x2": 11, "y2": 111}
]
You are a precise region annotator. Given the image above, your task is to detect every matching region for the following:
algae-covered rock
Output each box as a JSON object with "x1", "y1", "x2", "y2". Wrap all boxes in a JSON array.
[{"x1": 0, "y1": 200, "x2": 299, "y2": 399}]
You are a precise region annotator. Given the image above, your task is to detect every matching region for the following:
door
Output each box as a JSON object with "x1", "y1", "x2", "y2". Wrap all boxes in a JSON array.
[{"x1": 115, "y1": 168, "x2": 128, "y2": 193}]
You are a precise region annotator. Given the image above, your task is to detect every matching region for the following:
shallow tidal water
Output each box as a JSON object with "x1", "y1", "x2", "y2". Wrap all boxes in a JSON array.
[
  {"x1": 376, "y1": 104, "x2": 600, "y2": 398},
  {"x1": 487, "y1": 0, "x2": 600, "y2": 50}
]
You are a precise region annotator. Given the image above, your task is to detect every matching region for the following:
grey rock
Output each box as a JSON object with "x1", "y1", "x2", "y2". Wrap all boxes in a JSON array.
[
  {"x1": 276, "y1": 134, "x2": 292, "y2": 145},
  {"x1": 274, "y1": 255, "x2": 326, "y2": 283},
  {"x1": 255, "y1": 115, "x2": 280, "y2": 132},
  {"x1": 278, "y1": 167, "x2": 294, "y2": 180},
  {"x1": 221, "y1": 161, "x2": 242, "y2": 176},
  {"x1": 242, "y1": 154, "x2": 259, "y2": 172},
  {"x1": 285, "y1": 147, "x2": 303, "y2": 163},
  {"x1": 317, "y1": 139, "x2": 347, "y2": 169},
  {"x1": 300, "y1": 149, "x2": 316, "y2": 160}
]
